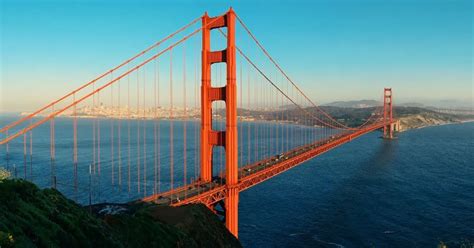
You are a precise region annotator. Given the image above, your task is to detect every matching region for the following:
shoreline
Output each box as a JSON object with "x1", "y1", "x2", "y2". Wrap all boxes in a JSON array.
[
  {"x1": 3, "y1": 113, "x2": 474, "y2": 132},
  {"x1": 398, "y1": 119, "x2": 474, "y2": 133}
]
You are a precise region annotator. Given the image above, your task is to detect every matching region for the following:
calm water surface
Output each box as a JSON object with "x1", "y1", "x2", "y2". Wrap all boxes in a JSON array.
[
  {"x1": 1, "y1": 114, "x2": 473, "y2": 247},
  {"x1": 239, "y1": 122, "x2": 474, "y2": 247}
]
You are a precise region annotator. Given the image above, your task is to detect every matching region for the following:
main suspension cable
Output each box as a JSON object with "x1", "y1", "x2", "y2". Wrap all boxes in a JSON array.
[
  {"x1": 1, "y1": 16, "x2": 221, "y2": 145},
  {"x1": 235, "y1": 14, "x2": 354, "y2": 130},
  {"x1": 0, "y1": 16, "x2": 202, "y2": 135},
  {"x1": 219, "y1": 28, "x2": 354, "y2": 130}
]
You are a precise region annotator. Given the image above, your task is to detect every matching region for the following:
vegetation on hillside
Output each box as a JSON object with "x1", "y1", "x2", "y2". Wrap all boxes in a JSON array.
[
  {"x1": 0, "y1": 179, "x2": 241, "y2": 248},
  {"x1": 230, "y1": 106, "x2": 473, "y2": 129},
  {"x1": 0, "y1": 167, "x2": 10, "y2": 180},
  {"x1": 438, "y1": 240, "x2": 474, "y2": 248}
]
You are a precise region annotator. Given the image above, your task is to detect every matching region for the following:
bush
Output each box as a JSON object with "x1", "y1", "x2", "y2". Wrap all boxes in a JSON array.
[
  {"x1": 0, "y1": 231, "x2": 15, "y2": 248},
  {"x1": 0, "y1": 167, "x2": 11, "y2": 181}
]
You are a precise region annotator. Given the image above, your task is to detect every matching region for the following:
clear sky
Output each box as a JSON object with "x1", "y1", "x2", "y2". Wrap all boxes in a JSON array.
[{"x1": 1, "y1": 0, "x2": 472, "y2": 111}]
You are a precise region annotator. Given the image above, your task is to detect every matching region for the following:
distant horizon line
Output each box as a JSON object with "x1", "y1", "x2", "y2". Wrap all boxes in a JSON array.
[{"x1": 1, "y1": 99, "x2": 472, "y2": 114}]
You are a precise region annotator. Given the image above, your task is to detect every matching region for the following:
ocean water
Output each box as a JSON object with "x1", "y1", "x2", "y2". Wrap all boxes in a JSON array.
[
  {"x1": 239, "y1": 122, "x2": 474, "y2": 247},
  {"x1": 0, "y1": 115, "x2": 323, "y2": 203},
  {"x1": 1, "y1": 115, "x2": 473, "y2": 247}
]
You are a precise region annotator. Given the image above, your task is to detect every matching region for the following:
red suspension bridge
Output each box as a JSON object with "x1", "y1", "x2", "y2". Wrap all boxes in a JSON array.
[{"x1": 0, "y1": 9, "x2": 399, "y2": 237}]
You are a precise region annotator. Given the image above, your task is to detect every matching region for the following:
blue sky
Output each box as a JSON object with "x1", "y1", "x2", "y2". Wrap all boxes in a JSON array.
[{"x1": 1, "y1": 0, "x2": 472, "y2": 111}]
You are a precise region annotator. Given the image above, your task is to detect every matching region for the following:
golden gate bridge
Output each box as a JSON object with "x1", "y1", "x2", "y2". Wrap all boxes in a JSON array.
[{"x1": 0, "y1": 8, "x2": 399, "y2": 237}]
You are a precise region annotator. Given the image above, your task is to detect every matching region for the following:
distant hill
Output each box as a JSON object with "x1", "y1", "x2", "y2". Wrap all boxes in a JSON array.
[
  {"x1": 232, "y1": 105, "x2": 474, "y2": 130},
  {"x1": 322, "y1": 100, "x2": 381, "y2": 108}
]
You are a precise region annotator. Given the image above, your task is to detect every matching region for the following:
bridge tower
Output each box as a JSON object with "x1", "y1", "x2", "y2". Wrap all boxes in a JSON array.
[
  {"x1": 201, "y1": 8, "x2": 239, "y2": 237},
  {"x1": 383, "y1": 88, "x2": 394, "y2": 138}
]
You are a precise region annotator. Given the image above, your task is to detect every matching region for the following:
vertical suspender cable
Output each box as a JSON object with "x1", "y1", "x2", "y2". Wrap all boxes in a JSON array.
[
  {"x1": 93, "y1": 83, "x2": 96, "y2": 175},
  {"x1": 274, "y1": 82, "x2": 277, "y2": 154},
  {"x1": 194, "y1": 60, "x2": 198, "y2": 182},
  {"x1": 111, "y1": 74, "x2": 115, "y2": 186},
  {"x1": 239, "y1": 59, "x2": 243, "y2": 167},
  {"x1": 97, "y1": 89, "x2": 101, "y2": 200},
  {"x1": 23, "y1": 134, "x2": 26, "y2": 178},
  {"x1": 50, "y1": 105, "x2": 56, "y2": 188},
  {"x1": 170, "y1": 49, "x2": 174, "y2": 193},
  {"x1": 143, "y1": 66, "x2": 147, "y2": 196},
  {"x1": 157, "y1": 60, "x2": 161, "y2": 194},
  {"x1": 265, "y1": 72, "x2": 274, "y2": 157},
  {"x1": 183, "y1": 44, "x2": 187, "y2": 195},
  {"x1": 247, "y1": 64, "x2": 250, "y2": 166},
  {"x1": 128, "y1": 74, "x2": 131, "y2": 193},
  {"x1": 118, "y1": 78, "x2": 122, "y2": 188},
  {"x1": 154, "y1": 59, "x2": 158, "y2": 195},
  {"x1": 286, "y1": 81, "x2": 289, "y2": 152},
  {"x1": 29, "y1": 120, "x2": 33, "y2": 179},
  {"x1": 137, "y1": 69, "x2": 140, "y2": 193},
  {"x1": 73, "y1": 93, "x2": 78, "y2": 199},
  {"x1": 5, "y1": 130, "x2": 9, "y2": 170},
  {"x1": 256, "y1": 72, "x2": 259, "y2": 161},
  {"x1": 219, "y1": 65, "x2": 223, "y2": 184}
]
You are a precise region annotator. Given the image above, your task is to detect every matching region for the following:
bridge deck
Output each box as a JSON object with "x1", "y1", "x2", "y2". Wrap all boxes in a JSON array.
[{"x1": 142, "y1": 121, "x2": 393, "y2": 207}]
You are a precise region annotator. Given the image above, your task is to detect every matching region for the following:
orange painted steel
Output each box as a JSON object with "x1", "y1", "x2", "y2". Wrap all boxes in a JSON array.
[
  {"x1": 142, "y1": 120, "x2": 397, "y2": 241},
  {"x1": 383, "y1": 88, "x2": 393, "y2": 138},
  {"x1": 200, "y1": 12, "x2": 212, "y2": 182},
  {"x1": 0, "y1": 16, "x2": 220, "y2": 146},
  {"x1": 222, "y1": 30, "x2": 356, "y2": 131},
  {"x1": 235, "y1": 14, "x2": 355, "y2": 131},
  {"x1": 236, "y1": 122, "x2": 390, "y2": 191},
  {"x1": 217, "y1": 27, "x2": 384, "y2": 132},
  {"x1": 0, "y1": 9, "x2": 399, "y2": 239},
  {"x1": 159, "y1": 120, "x2": 397, "y2": 208},
  {"x1": 200, "y1": 8, "x2": 239, "y2": 237},
  {"x1": 0, "y1": 16, "x2": 202, "y2": 135}
]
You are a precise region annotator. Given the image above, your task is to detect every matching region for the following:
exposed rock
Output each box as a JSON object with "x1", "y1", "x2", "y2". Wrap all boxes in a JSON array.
[{"x1": 397, "y1": 111, "x2": 472, "y2": 132}]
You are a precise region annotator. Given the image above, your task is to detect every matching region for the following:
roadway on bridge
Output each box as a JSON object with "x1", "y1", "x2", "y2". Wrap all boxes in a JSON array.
[{"x1": 143, "y1": 121, "x2": 392, "y2": 206}]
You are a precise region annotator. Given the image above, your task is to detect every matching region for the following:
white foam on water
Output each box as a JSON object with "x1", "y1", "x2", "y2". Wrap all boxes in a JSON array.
[{"x1": 312, "y1": 235, "x2": 346, "y2": 248}]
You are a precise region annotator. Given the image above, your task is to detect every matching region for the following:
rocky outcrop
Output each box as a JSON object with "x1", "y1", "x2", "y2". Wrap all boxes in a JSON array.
[{"x1": 397, "y1": 112, "x2": 472, "y2": 132}]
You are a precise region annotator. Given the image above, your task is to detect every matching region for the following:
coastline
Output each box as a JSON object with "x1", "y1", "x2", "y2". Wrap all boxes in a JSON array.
[
  {"x1": 4, "y1": 112, "x2": 474, "y2": 132},
  {"x1": 396, "y1": 113, "x2": 474, "y2": 132},
  {"x1": 397, "y1": 118, "x2": 474, "y2": 133}
]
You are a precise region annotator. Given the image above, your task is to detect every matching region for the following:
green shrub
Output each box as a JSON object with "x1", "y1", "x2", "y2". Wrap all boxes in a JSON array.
[
  {"x1": 0, "y1": 231, "x2": 15, "y2": 248},
  {"x1": 0, "y1": 179, "x2": 241, "y2": 247},
  {"x1": 0, "y1": 167, "x2": 11, "y2": 181}
]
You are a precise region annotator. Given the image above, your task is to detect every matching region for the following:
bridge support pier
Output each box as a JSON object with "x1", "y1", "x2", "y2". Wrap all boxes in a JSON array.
[
  {"x1": 225, "y1": 186, "x2": 239, "y2": 236},
  {"x1": 201, "y1": 8, "x2": 239, "y2": 237},
  {"x1": 383, "y1": 88, "x2": 395, "y2": 139}
]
